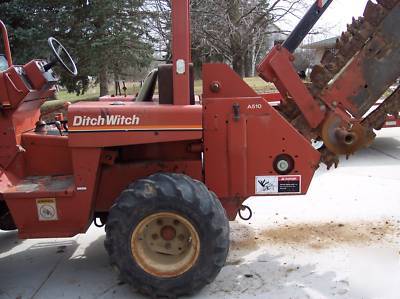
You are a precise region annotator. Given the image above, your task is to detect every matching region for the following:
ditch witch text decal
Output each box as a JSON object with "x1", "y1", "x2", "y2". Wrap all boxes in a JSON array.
[
  {"x1": 73, "y1": 115, "x2": 140, "y2": 127},
  {"x1": 70, "y1": 114, "x2": 202, "y2": 132}
]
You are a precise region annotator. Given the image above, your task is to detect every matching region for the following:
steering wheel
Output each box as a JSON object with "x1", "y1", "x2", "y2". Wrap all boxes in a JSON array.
[{"x1": 46, "y1": 37, "x2": 78, "y2": 76}]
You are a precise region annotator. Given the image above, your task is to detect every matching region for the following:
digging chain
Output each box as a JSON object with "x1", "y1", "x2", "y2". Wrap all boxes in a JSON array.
[
  {"x1": 309, "y1": 0, "x2": 399, "y2": 93},
  {"x1": 285, "y1": 0, "x2": 400, "y2": 169},
  {"x1": 362, "y1": 86, "x2": 400, "y2": 132}
]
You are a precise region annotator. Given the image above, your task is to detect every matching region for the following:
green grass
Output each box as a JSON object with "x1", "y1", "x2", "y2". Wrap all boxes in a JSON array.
[
  {"x1": 42, "y1": 87, "x2": 99, "y2": 113},
  {"x1": 243, "y1": 77, "x2": 276, "y2": 93},
  {"x1": 43, "y1": 76, "x2": 276, "y2": 112},
  {"x1": 194, "y1": 77, "x2": 276, "y2": 94}
]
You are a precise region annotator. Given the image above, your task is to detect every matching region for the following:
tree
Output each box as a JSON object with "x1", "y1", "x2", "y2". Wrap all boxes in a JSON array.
[
  {"x1": 192, "y1": 0, "x2": 309, "y2": 77},
  {"x1": 145, "y1": 0, "x2": 307, "y2": 77},
  {"x1": 0, "y1": 0, "x2": 153, "y2": 96}
]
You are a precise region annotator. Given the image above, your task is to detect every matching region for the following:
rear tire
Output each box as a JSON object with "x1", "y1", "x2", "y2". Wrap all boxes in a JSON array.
[{"x1": 105, "y1": 173, "x2": 230, "y2": 298}]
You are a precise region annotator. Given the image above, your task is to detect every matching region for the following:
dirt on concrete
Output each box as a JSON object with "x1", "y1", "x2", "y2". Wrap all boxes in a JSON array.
[{"x1": 230, "y1": 219, "x2": 399, "y2": 252}]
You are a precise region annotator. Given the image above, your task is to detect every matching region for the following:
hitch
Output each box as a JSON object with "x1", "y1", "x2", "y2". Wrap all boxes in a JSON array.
[{"x1": 239, "y1": 205, "x2": 253, "y2": 221}]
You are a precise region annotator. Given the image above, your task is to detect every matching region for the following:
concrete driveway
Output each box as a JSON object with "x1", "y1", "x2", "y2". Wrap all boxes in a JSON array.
[{"x1": 1, "y1": 128, "x2": 400, "y2": 299}]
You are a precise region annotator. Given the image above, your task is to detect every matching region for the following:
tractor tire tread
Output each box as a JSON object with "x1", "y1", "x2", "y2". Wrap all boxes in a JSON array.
[{"x1": 105, "y1": 173, "x2": 229, "y2": 298}]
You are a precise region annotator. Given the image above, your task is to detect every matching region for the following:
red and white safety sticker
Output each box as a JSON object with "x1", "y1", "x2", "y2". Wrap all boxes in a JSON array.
[{"x1": 255, "y1": 175, "x2": 302, "y2": 195}]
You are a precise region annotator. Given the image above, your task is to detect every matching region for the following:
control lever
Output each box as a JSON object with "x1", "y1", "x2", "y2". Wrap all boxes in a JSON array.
[{"x1": 55, "y1": 121, "x2": 63, "y2": 136}]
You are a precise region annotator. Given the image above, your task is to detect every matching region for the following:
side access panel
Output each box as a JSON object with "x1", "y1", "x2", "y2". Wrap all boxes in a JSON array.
[{"x1": 203, "y1": 64, "x2": 321, "y2": 219}]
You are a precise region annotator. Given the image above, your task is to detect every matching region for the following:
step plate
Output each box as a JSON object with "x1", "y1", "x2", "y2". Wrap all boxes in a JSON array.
[{"x1": 3, "y1": 175, "x2": 75, "y2": 199}]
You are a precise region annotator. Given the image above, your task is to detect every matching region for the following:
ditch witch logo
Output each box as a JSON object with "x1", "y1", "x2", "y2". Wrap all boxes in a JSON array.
[{"x1": 73, "y1": 115, "x2": 141, "y2": 127}]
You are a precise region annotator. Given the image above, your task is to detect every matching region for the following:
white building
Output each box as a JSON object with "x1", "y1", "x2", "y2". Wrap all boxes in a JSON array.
[{"x1": 302, "y1": 36, "x2": 338, "y2": 66}]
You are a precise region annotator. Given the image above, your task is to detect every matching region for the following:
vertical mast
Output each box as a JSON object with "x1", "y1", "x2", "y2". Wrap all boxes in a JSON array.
[{"x1": 171, "y1": 0, "x2": 191, "y2": 105}]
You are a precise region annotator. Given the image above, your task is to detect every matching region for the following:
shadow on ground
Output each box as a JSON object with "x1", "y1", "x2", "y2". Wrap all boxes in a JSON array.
[
  {"x1": 196, "y1": 222, "x2": 344, "y2": 298},
  {"x1": 0, "y1": 235, "x2": 79, "y2": 299},
  {"x1": 0, "y1": 230, "x2": 22, "y2": 255},
  {"x1": 2, "y1": 218, "x2": 397, "y2": 298}
]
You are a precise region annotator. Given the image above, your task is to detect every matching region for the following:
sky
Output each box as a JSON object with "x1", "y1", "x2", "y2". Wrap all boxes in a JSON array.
[
  {"x1": 280, "y1": 0, "x2": 370, "y2": 42},
  {"x1": 319, "y1": 0, "x2": 369, "y2": 35}
]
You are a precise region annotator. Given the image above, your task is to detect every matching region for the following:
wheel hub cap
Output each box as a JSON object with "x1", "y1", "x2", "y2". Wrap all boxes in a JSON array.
[
  {"x1": 131, "y1": 212, "x2": 200, "y2": 278},
  {"x1": 161, "y1": 225, "x2": 176, "y2": 241}
]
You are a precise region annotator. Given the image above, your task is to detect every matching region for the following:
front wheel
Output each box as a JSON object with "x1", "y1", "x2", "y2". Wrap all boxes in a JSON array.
[{"x1": 105, "y1": 173, "x2": 230, "y2": 298}]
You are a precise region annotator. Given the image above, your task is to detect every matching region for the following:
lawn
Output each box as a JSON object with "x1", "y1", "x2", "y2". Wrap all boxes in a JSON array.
[{"x1": 42, "y1": 76, "x2": 276, "y2": 112}]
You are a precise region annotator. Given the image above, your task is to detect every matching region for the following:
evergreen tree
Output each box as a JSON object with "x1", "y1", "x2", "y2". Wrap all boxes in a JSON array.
[{"x1": 0, "y1": 0, "x2": 153, "y2": 96}]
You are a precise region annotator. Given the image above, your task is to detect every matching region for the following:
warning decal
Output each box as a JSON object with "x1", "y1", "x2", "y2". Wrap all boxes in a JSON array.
[
  {"x1": 36, "y1": 198, "x2": 58, "y2": 221},
  {"x1": 255, "y1": 175, "x2": 301, "y2": 195}
]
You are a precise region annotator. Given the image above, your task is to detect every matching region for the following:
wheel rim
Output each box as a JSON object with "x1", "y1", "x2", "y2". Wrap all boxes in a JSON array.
[{"x1": 131, "y1": 212, "x2": 200, "y2": 278}]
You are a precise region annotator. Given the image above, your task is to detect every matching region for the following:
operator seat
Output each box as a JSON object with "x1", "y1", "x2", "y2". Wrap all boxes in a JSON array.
[
  {"x1": 136, "y1": 69, "x2": 158, "y2": 102},
  {"x1": 158, "y1": 63, "x2": 195, "y2": 105}
]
